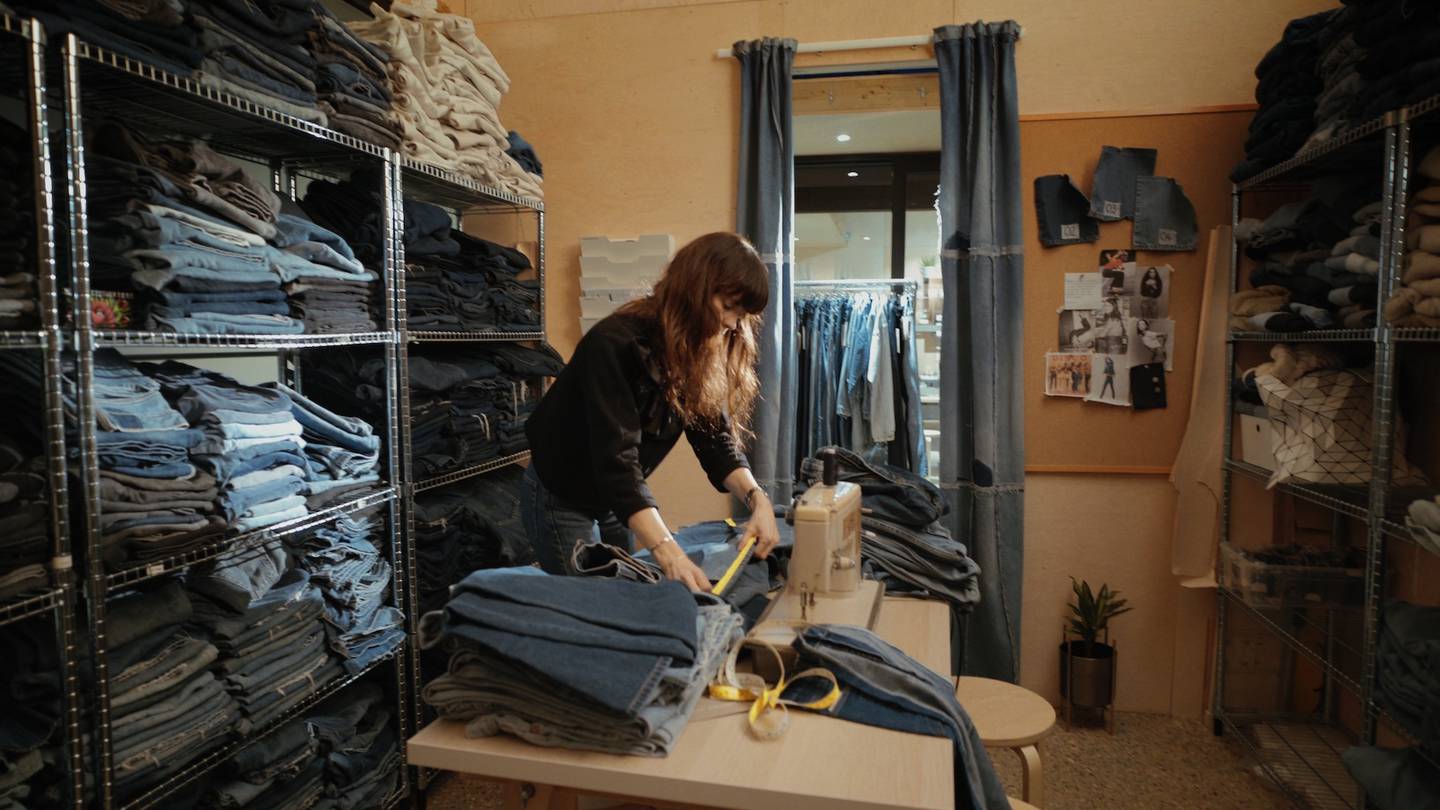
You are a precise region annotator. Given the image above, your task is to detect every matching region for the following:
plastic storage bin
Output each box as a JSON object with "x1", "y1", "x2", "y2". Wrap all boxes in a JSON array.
[{"x1": 1221, "y1": 542, "x2": 1363, "y2": 608}]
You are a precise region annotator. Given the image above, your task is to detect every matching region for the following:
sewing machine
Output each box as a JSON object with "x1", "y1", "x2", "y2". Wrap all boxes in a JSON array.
[{"x1": 748, "y1": 450, "x2": 885, "y2": 669}]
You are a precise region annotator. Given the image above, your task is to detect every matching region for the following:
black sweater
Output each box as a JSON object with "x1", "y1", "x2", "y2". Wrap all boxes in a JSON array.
[{"x1": 526, "y1": 312, "x2": 749, "y2": 521}]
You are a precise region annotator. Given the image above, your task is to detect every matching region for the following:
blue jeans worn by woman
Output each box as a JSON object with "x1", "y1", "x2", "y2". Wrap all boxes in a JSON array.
[{"x1": 521, "y1": 465, "x2": 632, "y2": 575}]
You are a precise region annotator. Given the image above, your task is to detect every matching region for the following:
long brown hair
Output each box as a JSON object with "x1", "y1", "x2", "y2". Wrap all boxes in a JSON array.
[{"x1": 617, "y1": 232, "x2": 768, "y2": 440}]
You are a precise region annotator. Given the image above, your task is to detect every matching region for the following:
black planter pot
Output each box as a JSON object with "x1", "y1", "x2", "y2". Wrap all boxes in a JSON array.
[{"x1": 1059, "y1": 640, "x2": 1115, "y2": 709}]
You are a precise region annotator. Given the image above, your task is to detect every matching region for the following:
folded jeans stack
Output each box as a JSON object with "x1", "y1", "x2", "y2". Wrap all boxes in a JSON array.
[
  {"x1": 404, "y1": 350, "x2": 526, "y2": 477},
  {"x1": 1353, "y1": 2, "x2": 1440, "y2": 123},
  {"x1": 306, "y1": 683, "x2": 403, "y2": 810},
  {"x1": 1298, "y1": 7, "x2": 1370, "y2": 152},
  {"x1": 799, "y1": 447, "x2": 980, "y2": 613},
  {"x1": 1385, "y1": 146, "x2": 1440, "y2": 328},
  {"x1": 413, "y1": 466, "x2": 529, "y2": 618},
  {"x1": 201, "y1": 717, "x2": 323, "y2": 810},
  {"x1": 1231, "y1": 9, "x2": 1334, "y2": 183},
  {"x1": 271, "y1": 205, "x2": 380, "y2": 334},
  {"x1": 190, "y1": 0, "x2": 327, "y2": 126},
  {"x1": 405, "y1": 219, "x2": 540, "y2": 333},
  {"x1": 349, "y1": 0, "x2": 543, "y2": 199},
  {"x1": 0, "y1": 119, "x2": 37, "y2": 329},
  {"x1": 0, "y1": 434, "x2": 50, "y2": 601},
  {"x1": 266, "y1": 381, "x2": 382, "y2": 496},
  {"x1": 1236, "y1": 183, "x2": 1382, "y2": 332},
  {"x1": 1376, "y1": 600, "x2": 1440, "y2": 747},
  {"x1": 420, "y1": 569, "x2": 742, "y2": 756},
  {"x1": 189, "y1": 568, "x2": 344, "y2": 730},
  {"x1": 147, "y1": 361, "x2": 309, "y2": 534},
  {"x1": 298, "y1": 171, "x2": 388, "y2": 272},
  {"x1": 8, "y1": 0, "x2": 205, "y2": 77},
  {"x1": 0, "y1": 619, "x2": 65, "y2": 809},
  {"x1": 290, "y1": 511, "x2": 405, "y2": 675},
  {"x1": 105, "y1": 581, "x2": 244, "y2": 800},
  {"x1": 310, "y1": 3, "x2": 403, "y2": 150}
]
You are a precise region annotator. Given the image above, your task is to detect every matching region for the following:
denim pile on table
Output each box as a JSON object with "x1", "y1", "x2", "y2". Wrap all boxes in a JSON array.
[
  {"x1": 1377, "y1": 600, "x2": 1440, "y2": 747},
  {"x1": 105, "y1": 580, "x2": 244, "y2": 800},
  {"x1": 0, "y1": 119, "x2": 37, "y2": 329},
  {"x1": 350, "y1": 1, "x2": 543, "y2": 199},
  {"x1": 799, "y1": 448, "x2": 980, "y2": 613},
  {"x1": 785, "y1": 625, "x2": 1007, "y2": 810},
  {"x1": 0, "y1": 433, "x2": 50, "y2": 602},
  {"x1": 405, "y1": 207, "x2": 541, "y2": 333},
  {"x1": 71, "y1": 350, "x2": 222, "y2": 567},
  {"x1": 1342, "y1": 745, "x2": 1440, "y2": 810},
  {"x1": 189, "y1": 568, "x2": 344, "y2": 730},
  {"x1": 795, "y1": 293, "x2": 926, "y2": 476},
  {"x1": 1231, "y1": 10, "x2": 1333, "y2": 183},
  {"x1": 413, "y1": 466, "x2": 528, "y2": 617},
  {"x1": 198, "y1": 716, "x2": 324, "y2": 810},
  {"x1": 85, "y1": 123, "x2": 378, "y2": 335},
  {"x1": 8, "y1": 0, "x2": 205, "y2": 77},
  {"x1": 306, "y1": 683, "x2": 401, "y2": 809},
  {"x1": 1233, "y1": 177, "x2": 1382, "y2": 332},
  {"x1": 289, "y1": 510, "x2": 405, "y2": 675},
  {"x1": 1385, "y1": 146, "x2": 1440, "y2": 328},
  {"x1": 0, "y1": 619, "x2": 66, "y2": 809},
  {"x1": 420, "y1": 568, "x2": 742, "y2": 756}
]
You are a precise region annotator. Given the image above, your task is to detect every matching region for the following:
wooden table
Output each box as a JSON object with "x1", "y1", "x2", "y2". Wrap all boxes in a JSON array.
[{"x1": 408, "y1": 597, "x2": 954, "y2": 810}]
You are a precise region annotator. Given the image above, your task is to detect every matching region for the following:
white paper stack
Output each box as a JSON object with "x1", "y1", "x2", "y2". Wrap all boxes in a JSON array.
[{"x1": 578, "y1": 235, "x2": 672, "y2": 333}]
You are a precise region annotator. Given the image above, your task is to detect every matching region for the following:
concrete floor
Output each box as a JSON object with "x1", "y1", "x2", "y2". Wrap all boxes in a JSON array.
[{"x1": 425, "y1": 712, "x2": 1291, "y2": 810}]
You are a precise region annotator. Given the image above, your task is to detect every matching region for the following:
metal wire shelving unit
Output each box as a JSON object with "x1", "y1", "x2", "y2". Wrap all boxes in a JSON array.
[
  {"x1": 1215, "y1": 90, "x2": 1440, "y2": 809},
  {"x1": 392, "y1": 145, "x2": 549, "y2": 795},
  {"x1": 53, "y1": 33, "x2": 417, "y2": 810}
]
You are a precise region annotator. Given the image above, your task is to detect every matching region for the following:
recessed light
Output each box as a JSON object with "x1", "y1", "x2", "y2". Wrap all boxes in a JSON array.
[
  {"x1": 847, "y1": 171, "x2": 859, "y2": 178},
  {"x1": 836, "y1": 133, "x2": 851, "y2": 143},
  {"x1": 862, "y1": 236, "x2": 872, "y2": 241}
]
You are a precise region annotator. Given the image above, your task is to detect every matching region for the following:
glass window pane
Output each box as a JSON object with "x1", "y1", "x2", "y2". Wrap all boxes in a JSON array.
[{"x1": 795, "y1": 211, "x2": 892, "y2": 279}]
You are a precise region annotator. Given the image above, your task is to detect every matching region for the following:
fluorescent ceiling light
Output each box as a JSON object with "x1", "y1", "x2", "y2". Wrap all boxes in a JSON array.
[
  {"x1": 862, "y1": 236, "x2": 872, "y2": 241},
  {"x1": 835, "y1": 133, "x2": 852, "y2": 142},
  {"x1": 847, "y1": 171, "x2": 859, "y2": 178}
]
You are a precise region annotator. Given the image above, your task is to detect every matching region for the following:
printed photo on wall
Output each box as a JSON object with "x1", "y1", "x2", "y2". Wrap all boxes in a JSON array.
[
  {"x1": 1128, "y1": 317, "x2": 1175, "y2": 371},
  {"x1": 1059, "y1": 310, "x2": 1098, "y2": 351},
  {"x1": 1098, "y1": 248, "x2": 1134, "y2": 295},
  {"x1": 1044, "y1": 352, "x2": 1093, "y2": 398},
  {"x1": 1092, "y1": 296, "x2": 1130, "y2": 354},
  {"x1": 1127, "y1": 263, "x2": 1172, "y2": 319},
  {"x1": 1086, "y1": 351, "x2": 1132, "y2": 407}
]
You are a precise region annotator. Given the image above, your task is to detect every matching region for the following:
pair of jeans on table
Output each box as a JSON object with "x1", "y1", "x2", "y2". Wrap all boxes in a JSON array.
[
  {"x1": 799, "y1": 446, "x2": 946, "y2": 529},
  {"x1": 427, "y1": 567, "x2": 701, "y2": 716},
  {"x1": 861, "y1": 517, "x2": 982, "y2": 611},
  {"x1": 788, "y1": 625, "x2": 1008, "y2": 810},
  {"x1": 424, "y1": 597, "x2": 742, "y2": 756},
  {"x1": 1034, "y1": 174, "x2": 1099, "y2": 246}
]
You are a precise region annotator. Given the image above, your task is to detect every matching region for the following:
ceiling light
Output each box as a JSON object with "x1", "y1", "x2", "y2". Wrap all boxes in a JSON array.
[
  {"x1": 835, "y1": 133, "x2": 851, "y2": 143},
  {"x1": 847, "y1": 171, "x2": 859, "y2": 178},
  {"x1": 862, "y1": 236, "x2": 872, "y2": 241}
]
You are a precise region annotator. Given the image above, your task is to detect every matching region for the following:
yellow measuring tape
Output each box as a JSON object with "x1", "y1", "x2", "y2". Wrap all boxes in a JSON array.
[{"x1": 708, "y1": 639, "x2": 841, "y2": 740}]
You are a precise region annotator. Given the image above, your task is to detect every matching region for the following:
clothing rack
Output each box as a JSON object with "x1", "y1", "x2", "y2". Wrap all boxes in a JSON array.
[{"x1": 795, "y1": 278, "x2": 918, "y2": 294}]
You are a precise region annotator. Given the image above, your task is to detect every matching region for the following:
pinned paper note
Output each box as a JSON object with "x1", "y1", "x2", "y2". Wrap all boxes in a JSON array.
[{"x1": 1064, "y1": 273, "x2": 1104, "y2": 311}]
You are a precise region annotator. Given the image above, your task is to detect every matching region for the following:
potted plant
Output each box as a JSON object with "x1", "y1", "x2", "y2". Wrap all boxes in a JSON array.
[{"x1": 1059, "y1": 578, "x2": 1132, "y2": 711}]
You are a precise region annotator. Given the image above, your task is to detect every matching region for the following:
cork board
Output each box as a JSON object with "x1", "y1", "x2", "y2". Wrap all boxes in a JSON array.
[{"x1": 1021, "y1": 110, "x2": 1251, "y2": 468}]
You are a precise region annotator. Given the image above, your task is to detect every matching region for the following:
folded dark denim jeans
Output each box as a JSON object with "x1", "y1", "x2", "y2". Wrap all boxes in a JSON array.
[
  {"x1": 1034, "y1": 175, "x2": 1099, "y2": 246},
  {"x1": 1133, "y1": 176, "x2": 1198, "y2": 251},
  {"x1": 799, "y1": 446, "x2": 945, "y2": 529},
  {"x1": 1089, "y1": 146, "x2": 1158, "y2": 221}
]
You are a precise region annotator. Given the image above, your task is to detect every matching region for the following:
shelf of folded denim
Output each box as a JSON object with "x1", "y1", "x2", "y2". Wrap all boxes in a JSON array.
[
  {"x1": 81, "y1": 122, "x2": 386, "y2": 339},
  {"x1": 413, "y1": 466, "x2": 529, "y2": 620},
  {"x1": 420, "y1": 569, "x2": 742, "y2": 757},
  {"x1": 93, "y1": 332, "x2": 395, "y2": 349},
  {"x1": 1217, "y1": 714, "x2": 1358, "y2": 810},
  {"x1": 1229, "y1": 329, "x2": 1377, "y2": 343},
  {"x1": 0, "y1": 433, "x2": 57, "y2": 606},
  {"x1": 1220, "y1": 585, "x2": 1366, "y2": 697},
  {"x1": 0, "y1": 585, "x2": 62, "y2": 628},
  {"x1": 118, "y1": 644, "x2": 400, "y2": 810},
  {"x1": 408, "y1": 329, "x2": 546, "y2": 343},
  {"x1": 66, "y1": 39, "x2": 391, "y2": 163},
  {"x1": 402, "y1": 201, "x2": 543, "y2": 334},
  {"x1": 399, "y1": 158, "x2": 544, "y2": 213},
  {"x1": 412, "y1": 450, "x2": 531, "y2": 494},
  {"x1": 1236, "y1": 113, "x2": 1390, "y2": 192},
  {"x1": 0, "y1": 613, "x2": 74, "y2": 810}
]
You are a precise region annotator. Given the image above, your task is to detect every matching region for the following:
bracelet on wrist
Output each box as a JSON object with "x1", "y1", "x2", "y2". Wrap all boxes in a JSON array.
[{"x1": 743, "y1": 486, "x2": 765, "y2": 510}]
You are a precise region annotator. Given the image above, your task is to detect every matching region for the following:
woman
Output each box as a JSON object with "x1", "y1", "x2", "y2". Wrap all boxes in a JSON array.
[
  {"x1": 522, "y1": 233, "x2": 782, "y2": 592},
  {"x1": 1138, "y1": 266, "x2": 1164, "y2": 318}
]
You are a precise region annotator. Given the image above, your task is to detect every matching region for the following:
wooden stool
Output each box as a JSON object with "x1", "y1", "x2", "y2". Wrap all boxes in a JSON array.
[{"x1": 955, "y1": 677, "x2": 1056, "y2": 808}]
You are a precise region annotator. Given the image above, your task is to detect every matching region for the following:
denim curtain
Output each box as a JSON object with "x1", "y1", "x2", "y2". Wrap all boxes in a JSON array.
[
  {"x1": 934, "y1": 22, "x2": 1025, "y2": 681},
  {"x1": 734, "y1": 38, "x2": 797, "y2": 501}
]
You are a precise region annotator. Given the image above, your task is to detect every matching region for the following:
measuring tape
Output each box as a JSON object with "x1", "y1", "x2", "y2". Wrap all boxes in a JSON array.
[{"x1": 708, "y1": 638, "x2": 841, "y2": 740}]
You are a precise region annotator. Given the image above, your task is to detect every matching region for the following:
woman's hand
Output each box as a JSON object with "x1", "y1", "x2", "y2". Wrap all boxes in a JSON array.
[
  {"x1": 654, "y1": 540, "x2": 712, "y2": 593},
  {"x1": 745, "y1": 492, "x2": 781, "y2": 559}
]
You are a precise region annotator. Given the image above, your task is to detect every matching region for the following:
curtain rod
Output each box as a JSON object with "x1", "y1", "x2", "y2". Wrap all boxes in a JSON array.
[{"x1": 716, "y1": 28, "x2": 1022, "y2": 59}]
